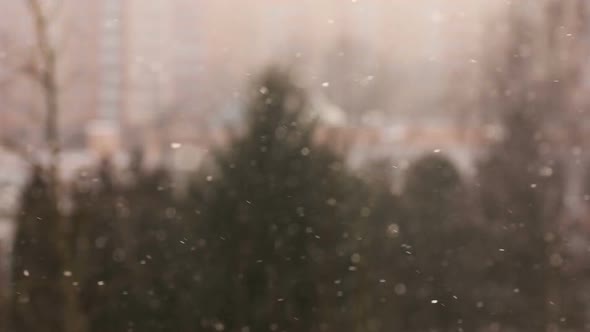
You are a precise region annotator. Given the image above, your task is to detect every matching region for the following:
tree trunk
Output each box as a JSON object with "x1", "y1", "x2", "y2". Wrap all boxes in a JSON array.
[{"x1": 26, "y1": 1, "x2": 87, "y2": 331}]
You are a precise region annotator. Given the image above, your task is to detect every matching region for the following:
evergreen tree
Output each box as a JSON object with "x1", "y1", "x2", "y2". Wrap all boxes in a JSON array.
[
  {"x1": 476, "y1": 109, "x2": 565, "y2": 331},
  {"x1": 189, "y1": 68, "x2": 359, "y2": 332},
  {"x1": 10, "y1": 166, "x2": 64, "y2": 332},
  {"x1": 475, "y1": 3, "x2": 571, "y2": 329},
  {"x1": 352, "y1": 159, "x2": 404, "y2": 332},
  {"x1": 124, "y1": 165, "x2": 188, "y2": 332},
  {"x1": 71, "y1": 160, "x2": 132, "y2": 332},
  {"x1": 401, "y1": 154, "x2": 473, "y2": 331},
  {"x1": 71, "y1": 157, "x2": 188, "y2": 332}
]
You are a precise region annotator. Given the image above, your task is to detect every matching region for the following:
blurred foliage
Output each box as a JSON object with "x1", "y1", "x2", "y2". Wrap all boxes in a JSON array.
[
  {"x1": 10, "y1": 166, "x2": 64, "y2": 332},
  {"x1": 5, "y1": 17, "x2": 590, "y2": 330}
]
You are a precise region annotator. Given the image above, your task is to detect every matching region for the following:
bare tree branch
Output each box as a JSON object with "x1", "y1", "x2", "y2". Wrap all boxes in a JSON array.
[{"x1": 25, "y1": 0, "x2": 61, "y2": 182}]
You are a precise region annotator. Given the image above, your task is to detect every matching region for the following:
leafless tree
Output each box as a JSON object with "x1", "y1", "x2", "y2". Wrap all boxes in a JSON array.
[
  {"x1": 24, "y1": 0, "x2": 61, "y2": 184},
  {"x1": 1, "y1": 1, "x2": 87, "y2": 331}
]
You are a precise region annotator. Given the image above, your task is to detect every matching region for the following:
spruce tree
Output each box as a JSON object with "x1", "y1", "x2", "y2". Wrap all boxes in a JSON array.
[
  {"x1": 71, "y1": 157, "x2": 187, "y2": 331},
  {"x1": 71, "y1": 160, "x2": 131, "y2": 332},
  {"x1": 476, "y1": 109, "x2": 565, "y2": 331},
  {"x1": 124, "y1": 165, "x2": 187, "y2": 331},
  {"x1": 475, "y1": 3, "x2": 569, "y2": 329},
  {"x1": 401, "y1": 154, "x2": 469, "y2": 331},
  {"x1": 10, "y1": 166, "x2": 64, "y2": 332},
  {"x1": 190, "y1": 68, "x2": 358, "y2": 332},
  {"x1": 353, "y1": 159, "x2": 404, "y2": 332}
]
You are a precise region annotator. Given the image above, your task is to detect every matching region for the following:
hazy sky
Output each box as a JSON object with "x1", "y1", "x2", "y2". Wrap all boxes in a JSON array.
[{"x1": 0, "y1": 0, "x2": 507, "y2": 133}]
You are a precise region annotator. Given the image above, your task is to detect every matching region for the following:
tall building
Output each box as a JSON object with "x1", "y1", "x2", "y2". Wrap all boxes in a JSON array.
[
  {"x1": 124, "y1": 0, "x2": 175, "y2": 130},
  {"x1": 87, "y1": 0, "x2": 124, "y2": 156},
  {"x1": 98, "y1": 0, "x2": 124, "y2": 122}
]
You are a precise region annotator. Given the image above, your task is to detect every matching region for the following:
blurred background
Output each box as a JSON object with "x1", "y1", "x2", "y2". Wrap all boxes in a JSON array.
[
  {"x1": 0, "y1": 0, "x2": 498, "y2": 236},
  {"x1": 1, "y1": 1, "x2": 590, "y2": 331}
]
